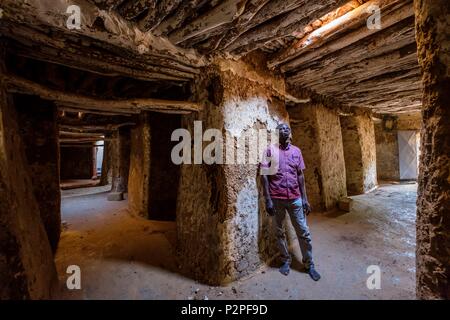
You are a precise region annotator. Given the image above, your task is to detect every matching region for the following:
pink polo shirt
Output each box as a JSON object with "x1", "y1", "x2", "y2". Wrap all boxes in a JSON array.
[{"x1": 260, "y1": 143, "x2": 306, "y2": 200}]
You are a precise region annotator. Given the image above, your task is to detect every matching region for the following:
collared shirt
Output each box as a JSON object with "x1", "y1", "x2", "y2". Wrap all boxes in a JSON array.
[{"x1": 260, "y1": 143, "x2": 306, "y2": 200}]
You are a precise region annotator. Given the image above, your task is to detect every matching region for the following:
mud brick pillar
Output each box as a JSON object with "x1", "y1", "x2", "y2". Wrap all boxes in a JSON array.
[{"x1": 415, "y1": 0, "x2": 450, "y2": 299}]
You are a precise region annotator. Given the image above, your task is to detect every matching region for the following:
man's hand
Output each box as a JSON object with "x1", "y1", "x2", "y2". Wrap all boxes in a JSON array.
[
  {"x1": 266, "y1": 198, "x2": 276, "y2": 216},
  {"x1": 303, "y1": 201, "x2": 312, "y2": 216}
]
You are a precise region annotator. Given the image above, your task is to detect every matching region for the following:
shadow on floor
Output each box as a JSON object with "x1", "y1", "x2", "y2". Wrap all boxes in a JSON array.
[
  {"x1": 56, "y1": 183, "x2": 417, "y2": 299},
  {"x1": 56, "y1": 191, "x2": 190, "y2": 298}
]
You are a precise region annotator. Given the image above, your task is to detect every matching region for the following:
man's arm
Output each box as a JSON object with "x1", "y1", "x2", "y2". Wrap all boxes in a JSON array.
[
  {"x1": 298, "y1": 169, "x2": 312, "y2": 215},
  {"x1": 261, "y1": 175, "x2": 276, "y2": 216}
]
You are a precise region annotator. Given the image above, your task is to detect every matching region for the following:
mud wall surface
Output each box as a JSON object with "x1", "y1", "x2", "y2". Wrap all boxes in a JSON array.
[
  {"x1": 16, "y1": 95, "x2": 61, "y2": 253},
  {"x1": 111, "y1": 127, "x2": 131, "y2": 193},
  {"x1": 128, "y1": 113, "x2": 151, "y2": 218},
  {"x1": 359, "y1": 115, "x2": 377, "y2": 192},
  {"x1": 289, "y1": 105, "x2": 325, "y2": 211},
  {"x1": 341, "y1": 113, "x2": 377, "y2": 195},
  {"x1": 415, "y1": 0, "x2": 450, "y2": 300},
  {"x1": 176, "y1": 56, "x2": 288, "y2": 285},
  {"x1": 128, "y1": 112, "x2": 181, "y2": 220},
  {"x1": 397, "y1": 112, "x2": 422, "y2": 130},
  {"x1": 289, "y1": 103, "x2": 347, "y2": 210},
  {"x1": 100, "y1": 140, "x2": 112, "y2": 186},
  {"x1": 0, "y1": 80, "x2": 57, "y2": 298},
  {"x1": 375, "y1": 122, "x2": 400, "y2": 181},
  {"x1": 316, "y1": 105, "x2": 347, "y2": 208}
]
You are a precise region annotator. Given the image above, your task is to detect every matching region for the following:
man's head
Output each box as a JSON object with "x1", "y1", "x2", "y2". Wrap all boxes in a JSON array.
[{"x1": 276, "y1": 123, "x2": 291, "y2": 144}]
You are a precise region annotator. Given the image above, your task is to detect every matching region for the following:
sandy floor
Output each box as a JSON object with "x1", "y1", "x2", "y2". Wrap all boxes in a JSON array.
[{"x1": 55, "y1": 182, "x2": 416, "y2": 300}]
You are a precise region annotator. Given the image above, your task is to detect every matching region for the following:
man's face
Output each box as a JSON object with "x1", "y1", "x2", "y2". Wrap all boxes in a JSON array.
[{"x1": 278, "y1": 124, "x2": 291, "y2": 142}]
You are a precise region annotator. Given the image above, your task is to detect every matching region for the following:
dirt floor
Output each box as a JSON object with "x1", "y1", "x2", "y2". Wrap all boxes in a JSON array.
[{"x1": 55, "y1": 182, "x2": 416, "y2": 300}]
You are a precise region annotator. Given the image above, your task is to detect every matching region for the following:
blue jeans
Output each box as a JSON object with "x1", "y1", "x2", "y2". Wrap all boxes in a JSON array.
[{"x1": 272, "y1": 198, "x2": 314, "y2": 268}]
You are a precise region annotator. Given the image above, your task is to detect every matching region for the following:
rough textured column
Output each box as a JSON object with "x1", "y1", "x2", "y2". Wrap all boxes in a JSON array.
[
  {"x1": 289, "y1": 103, "x2": 347, "y2": 211},
  {"x1": 108, "y1": 127, "x2": 131, "y2": 201},
  {"x1": 128, "y1": 113, "x2": 151, "y2": 218},
  {"x1": 99, "y1": 139, "x2": 112, "y2": 186},
  {"x1": 415, "y1": 0, "x2": 450, "y2": 299},
  {"x1": 15, "y1": 95, "x2": 61, "y2": 253},
  {"x1": 341, "y1": 112, "x2": 377, "y2": 195},
  {"x1": 0, "y1": 45, "x2": 58, "y2": 299},
  {"x1": 91, "y1": 145, "x2": 98, "y2": 179},
  {"x1": 177, "y1": 56, "x2": 287, "y2": 284}
]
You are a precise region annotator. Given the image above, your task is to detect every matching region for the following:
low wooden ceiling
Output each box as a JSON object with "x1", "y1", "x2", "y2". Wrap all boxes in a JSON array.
[{"x1": 1, "y1": 0, "x2": 420, "y2": 115}]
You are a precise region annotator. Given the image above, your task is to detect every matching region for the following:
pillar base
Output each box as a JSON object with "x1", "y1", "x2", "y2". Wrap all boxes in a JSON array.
[{"x1": 107, "y1": 192, "x2": 124, "y2": 201}]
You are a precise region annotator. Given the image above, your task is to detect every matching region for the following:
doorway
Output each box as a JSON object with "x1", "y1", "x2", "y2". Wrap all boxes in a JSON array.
[{"x1": 398, "y1": 130, "x2": 419, "y2": 180}]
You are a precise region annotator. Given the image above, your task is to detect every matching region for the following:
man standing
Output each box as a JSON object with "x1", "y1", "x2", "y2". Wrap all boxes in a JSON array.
[{"x1": 260, "y1": 123, "x2": 321, "y2": 281}]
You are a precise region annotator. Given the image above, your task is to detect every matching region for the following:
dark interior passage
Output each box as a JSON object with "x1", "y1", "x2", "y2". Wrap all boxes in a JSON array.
[
  {"x1": 148, "y1": 113, "x2": 181, "y2": 221},
  {"x1": 60, "y1": 146, "x2": 94, "y2": 180}
]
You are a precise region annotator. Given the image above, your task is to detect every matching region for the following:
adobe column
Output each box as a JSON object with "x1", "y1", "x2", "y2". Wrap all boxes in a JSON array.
[
  {"x1": 289, "y1": 102, "x2": 347, "y2": 210},
  {"x1": 340, "y1": 111, "x2": 377, "y2": 195},
  {"x1": 415, "y1": 0, "x2": 450, "y2": 299},
  {"x1": 15, "y1": 95, "x2": 62, "y2": 253},
  {"x1": 128, "y1": 113, "x2": 151, "y2": 217},
  {"x1": 0, "y1": 42, "x2": 57, "y2": 299},
  {"x1": 176, "y1": 57, "x2": 289, "y2": 285},
  {"x1": 108, "y1": 126, "x2": 131, "y2": 201}
]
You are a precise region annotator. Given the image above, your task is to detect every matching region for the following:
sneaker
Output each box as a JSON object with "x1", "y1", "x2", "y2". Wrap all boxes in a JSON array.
[
  {"x1": 308, "y1": 266, "x2": 321, "y2": 281},
  {"x1": 279, "y1": 262, "x2": 290, "y2": 276}
]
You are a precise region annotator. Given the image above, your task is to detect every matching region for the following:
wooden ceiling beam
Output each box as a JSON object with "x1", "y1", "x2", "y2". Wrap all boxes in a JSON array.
[
  {"x1": 117, "y1": 0, "x2": 157, "y2": 20},
  {"x1": 269, "y1": 0, "x2": 395, "y2": 68},
  {"x1": 152, "y1": 0, "x2": 206, "y2": 36},
  {"x1": 280, "y1": 0, "x2": 414, "y2": 71},
  {"x1": 169, "y1": 0, "x2": 247, "y2": 45},
  {"x1": 1, "y1": 73, "x2": 203, "y2": 114},
  {"x1": 60, "y1": 123, "x2": 136, "y2": 132},
  {"x1": 217, "y1": 0, "x2": 305, "y2": 50},
  {"x1": 4, "y1": 36, "x2": 194, "y2": 82},
  {"x1": 292, "y1": 46, "x2": 418, "y2": 91},
  {"x1": 225, "y1": 0, "x2": 349, "y2": 56},
  {"x1": 0, "y1": 0, "x2": 206, "y2": 74},
  {"x1": 87, "y1": 0, "x2": 126, "y2": 11},
  {"x1": 286, "y1": 18, "x2": 415, "y2": 81},
  {"x1": 138, "y1": 0, "x2": 183, "y2": 32}
]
